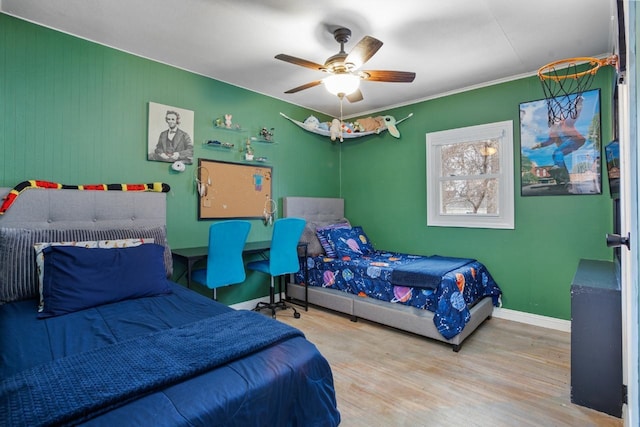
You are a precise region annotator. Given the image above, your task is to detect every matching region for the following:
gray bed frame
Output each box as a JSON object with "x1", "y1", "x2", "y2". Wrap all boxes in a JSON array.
[{"x1": 283, "y1": 196, "x2": 493, "y2": 352}]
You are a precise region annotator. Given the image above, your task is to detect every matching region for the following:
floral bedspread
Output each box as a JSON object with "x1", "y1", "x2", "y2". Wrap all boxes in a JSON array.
[{"x1": 295, "y1": 251, "x2": 502, "y2": 339}]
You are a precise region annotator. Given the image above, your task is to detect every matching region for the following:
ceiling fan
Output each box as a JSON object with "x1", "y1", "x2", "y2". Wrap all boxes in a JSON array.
[{"x1": 275, "y1": 27, "x2": 416, "y2": 103}]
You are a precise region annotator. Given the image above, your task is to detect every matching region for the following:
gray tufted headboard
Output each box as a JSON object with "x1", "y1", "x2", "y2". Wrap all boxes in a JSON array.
[
  {"x1": 282, "y1": 197, "x2": 344, "y2": 222},
  {"x1": 0, "y1": 188, "x2": 166, "y2": 230}
]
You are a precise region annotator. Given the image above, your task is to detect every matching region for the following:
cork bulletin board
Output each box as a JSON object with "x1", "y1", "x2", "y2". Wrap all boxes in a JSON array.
[{"x1": 197, "y1": 159, "x2": 273, "y2": 219}]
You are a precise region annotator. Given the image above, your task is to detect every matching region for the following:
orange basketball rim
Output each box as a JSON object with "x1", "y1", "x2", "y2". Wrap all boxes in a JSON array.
[{"x1": 538, "y1": 55, "x2": 618, "y2": 82}]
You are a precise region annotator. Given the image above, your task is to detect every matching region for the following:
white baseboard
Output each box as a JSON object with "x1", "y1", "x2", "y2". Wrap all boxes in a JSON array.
[
  {"x1": 492, "y1": 307, "x2": 571, "y2": 333},
  {"x1": 230, "y1": 296, "x2": 271, "y2": 311},
  {"x1": 233, "y1": 298, "x2": 571, "y2": 333}
]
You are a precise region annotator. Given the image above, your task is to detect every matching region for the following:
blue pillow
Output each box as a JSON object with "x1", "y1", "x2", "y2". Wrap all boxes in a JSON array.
[
  {"x1": 327, "y1": 226, "x2": 375, "y2": 259},
  {"x1": 39, "y1": 244, "x2": 172, "y2": 318}
]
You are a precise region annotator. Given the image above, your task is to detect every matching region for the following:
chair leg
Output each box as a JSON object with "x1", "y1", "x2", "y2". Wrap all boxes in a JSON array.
[
  {"x1": 276, "y1": 275, "x2": 300, "y2": 319},
  {"x1": 252, "y1": 275, "x2": 277, "y2": 317},
  {"x1": 270, "y1": 275, "x2": 276, "y2": 318},
  {"x1": 252, "y1": 275, "x2": 300, "y2": 319}
]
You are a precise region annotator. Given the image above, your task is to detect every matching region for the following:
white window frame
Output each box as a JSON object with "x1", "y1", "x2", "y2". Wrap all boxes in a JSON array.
[{"x1": 426, "y1": 120, "x2": 514, "y2": 229}]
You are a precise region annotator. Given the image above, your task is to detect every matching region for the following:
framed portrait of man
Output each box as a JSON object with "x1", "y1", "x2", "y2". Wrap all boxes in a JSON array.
[{"x1": 147, "y1": 102, "x2": 195, "y2": 164}]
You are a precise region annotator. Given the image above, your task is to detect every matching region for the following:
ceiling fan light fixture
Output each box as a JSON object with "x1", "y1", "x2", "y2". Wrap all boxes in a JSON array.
[{"x1": 323, "y1": 74, "x2": 360, "y2": 96}]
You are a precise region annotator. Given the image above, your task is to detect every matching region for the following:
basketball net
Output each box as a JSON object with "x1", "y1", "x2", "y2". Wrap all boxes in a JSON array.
[{"x1": 538, "y1": 55, "x2": 617, "y2": 127}]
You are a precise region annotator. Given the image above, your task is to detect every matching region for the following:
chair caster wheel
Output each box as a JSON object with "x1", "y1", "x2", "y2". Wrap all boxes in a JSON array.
[{"x1": 294, "y1": 312, "x2": 301, "y2": 319}]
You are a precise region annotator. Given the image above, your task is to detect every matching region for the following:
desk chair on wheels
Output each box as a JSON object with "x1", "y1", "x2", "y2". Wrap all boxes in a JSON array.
[
  {"x1": 248, "y1": 217, "x2": 306, "y2": 319},
  {"x1": 191, "y1": 220, "x2": 251, "y2": 300}
]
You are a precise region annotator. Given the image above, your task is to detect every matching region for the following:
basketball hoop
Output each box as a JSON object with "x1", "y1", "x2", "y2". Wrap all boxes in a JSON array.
[{"x1": 537, "y1": 55, "x2": 617, "y2": 126}]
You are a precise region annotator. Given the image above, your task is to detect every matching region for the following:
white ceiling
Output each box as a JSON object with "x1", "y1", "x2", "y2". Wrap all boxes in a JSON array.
[{"x1": 1, "y1": 0, "x2": 617, "y2": 118}]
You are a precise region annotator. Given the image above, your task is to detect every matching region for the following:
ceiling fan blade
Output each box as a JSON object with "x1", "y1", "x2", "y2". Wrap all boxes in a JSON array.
[
  {"x1": 361, "y1": 70, "x2": 416, "y2": 83},
  {"x1": 284, "y1": 80, "x2": 323, "y2": 94},
  {"x1": 346, "y1": 89, "x2": 364, "y2": 103},
  {"x1": 275, "y1": 54, "x2": 326, "y2": 71},
  {"x1": 345, "y1": 36, "x2": 383, "y2": 69}
]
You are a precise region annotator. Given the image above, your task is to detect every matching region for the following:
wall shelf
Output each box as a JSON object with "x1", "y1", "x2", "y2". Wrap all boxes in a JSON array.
[
  {"x1": 244, "y1": 157, "x2": 270, "y2": 164},
  {"x1": 204, "y1": 140, "x2": 234, "y2": 150},
  {"x1": 250, "y1": 136, "x2": 277, "y2": 144},
  {"x1": 214, "y1": 125, "x2": 245, "y2": 133}
]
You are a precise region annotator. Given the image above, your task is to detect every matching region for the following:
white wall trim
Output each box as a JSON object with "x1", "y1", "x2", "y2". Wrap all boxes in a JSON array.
[
  {"x1": 234, "y1": 297, "x2": 572, "y2": 334},
  {"x1": 492, "y1": 307, "x2": 571, "y2": 333},
  {"x1": 230, "y1": 296, "x2": 271, "y2": 311}
]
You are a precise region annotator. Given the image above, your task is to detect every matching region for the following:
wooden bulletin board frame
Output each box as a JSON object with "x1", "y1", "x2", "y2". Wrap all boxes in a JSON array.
[{"x1": 197, "y1": 159, "x2": 273, "y2": 219}]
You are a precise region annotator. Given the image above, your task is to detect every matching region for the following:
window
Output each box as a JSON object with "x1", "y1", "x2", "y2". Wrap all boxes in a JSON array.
[{"x1": 426, "y1": 120, "x2": 514, "y2": 229}]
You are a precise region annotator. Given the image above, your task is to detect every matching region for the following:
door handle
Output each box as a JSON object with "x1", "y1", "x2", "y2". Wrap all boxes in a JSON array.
[{"x1": 606, "y1": 233, "x2": 631, "y2": 249}]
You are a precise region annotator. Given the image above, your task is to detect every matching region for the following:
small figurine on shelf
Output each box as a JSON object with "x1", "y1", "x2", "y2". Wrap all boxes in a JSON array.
[
  {"x1": 214, "y1": 117, "x2": 223, "y2": 128},
  {"x1": 244, "y1": 139, "x2": 254, "y2": 161},
  {"x1": 224, "y1": 114, "x2": 233, "y2": 129},
  {"x1": 259, "y1": 127, "x2": 274, "y2": 141}
]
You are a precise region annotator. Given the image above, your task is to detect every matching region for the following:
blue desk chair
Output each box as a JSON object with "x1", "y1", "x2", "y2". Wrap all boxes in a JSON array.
[
  {"x1": 191, "y1": 220, "x2": 251, "y2": 300},
  {"x1": 248, "y1": 217, "x2": 306, "y2": 319}
]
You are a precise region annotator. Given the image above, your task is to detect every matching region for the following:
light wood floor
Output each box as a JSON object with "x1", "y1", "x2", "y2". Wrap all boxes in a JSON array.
[{"x1": 277, "y1": 305, "x2": 622, "y2": 427}]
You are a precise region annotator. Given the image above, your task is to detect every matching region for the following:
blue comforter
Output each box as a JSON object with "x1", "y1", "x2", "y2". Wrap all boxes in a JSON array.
[
  {"x1": 0, "y1": 283, "x2": 340, "y2": 427},
  {"x1": 1, "y1": 311, "x2": 303, "y2": 426}
]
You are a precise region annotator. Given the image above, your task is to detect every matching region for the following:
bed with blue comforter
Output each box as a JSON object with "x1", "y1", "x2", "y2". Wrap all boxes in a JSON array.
[
  {"x1": 297, "y1": 252, "x2": 501, "y2": 340},
  {"x1": 284, "y1": 196, "x2": 501, "y2": 351},
  {"x1": 0, "y1": 283, "x2": 339, "y2": 426},
  {"x1": 0, "y1": 186, "x2": 340, "y2": 427}
]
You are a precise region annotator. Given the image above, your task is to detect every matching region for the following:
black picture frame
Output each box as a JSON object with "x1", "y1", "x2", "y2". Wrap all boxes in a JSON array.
[
  {"x1": 605, "y1": 139, "x2": 620, "y2": 198},
  {"x1": 519, "y1": 89, "x2": 602, "y2": 196}
]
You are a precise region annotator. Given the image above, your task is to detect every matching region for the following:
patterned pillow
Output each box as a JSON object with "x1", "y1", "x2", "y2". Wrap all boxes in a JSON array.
[
  {"x1": 326, "y1": 226, "x2": 375, "y2": 258},
  {"x1": 315, "y1": 221, "x2": 351, "y2": 258},
  {"x1": 34, "y1": 238, "x2": 154, "y2": 311},
  {"x1": 0, "y1": 227, "x2": 172, "y2": 303}
]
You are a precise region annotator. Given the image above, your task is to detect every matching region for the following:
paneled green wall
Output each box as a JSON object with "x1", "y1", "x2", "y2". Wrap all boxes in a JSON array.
[
  {"x1": 340, "y1": 72, "x2": 615, "y2": 320},
  {"x1": 0, "y1": 14, "x2": 339, "y2": 304},
  {"x1": 1, "y1": 13, "x2": 615, "y2": 319}
]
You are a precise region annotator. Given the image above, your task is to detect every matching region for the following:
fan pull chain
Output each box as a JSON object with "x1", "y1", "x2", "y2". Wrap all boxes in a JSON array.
[{"x1": 338, "y1": 94, "x2": 345, "y2": 143}]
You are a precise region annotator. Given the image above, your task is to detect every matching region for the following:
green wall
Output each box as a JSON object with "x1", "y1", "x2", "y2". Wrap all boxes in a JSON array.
[
  {"x1": 340, "y1": 72, "x2": 615, "y2": 320},
  {"x1": 1, "y1": 13, "x2": 615, "y2": 319},
  {"x1": 0, "y1": 14, "x2": 340, "y2": 304}
]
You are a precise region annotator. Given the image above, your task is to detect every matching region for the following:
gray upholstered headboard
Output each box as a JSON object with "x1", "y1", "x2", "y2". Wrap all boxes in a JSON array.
[
  {"x1": 282, "y1": 197, "x2": 344, "y2": 222},
  {"x1": 283, "y1": 197, "x2": 345, "y2": 257},
  {"x1": 0, "y1": 188, "x2": 166, "y2": 230}
]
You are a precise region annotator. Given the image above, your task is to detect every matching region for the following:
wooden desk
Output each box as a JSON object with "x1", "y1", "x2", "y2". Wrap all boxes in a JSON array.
[{"x1": 172, "y1": 240, "x2": 271, "y2": 288}]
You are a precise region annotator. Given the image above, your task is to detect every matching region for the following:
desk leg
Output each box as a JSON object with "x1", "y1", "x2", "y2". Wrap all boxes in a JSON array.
[
  {"x1": 186, "y1": 259, "x2": 195, "y2": 289},
  {"x1": 304, "y1": 258, "x2": 308, "y2": 311},
  {"x1": 284, "y1": 245, "x2": 309, "y2": 311},
  {"x1": 270, "y1": 276, "x2": 276, "y2": 318},
  {"x1": 302, "y1": 245, "x2": 308, "y2": 311}
]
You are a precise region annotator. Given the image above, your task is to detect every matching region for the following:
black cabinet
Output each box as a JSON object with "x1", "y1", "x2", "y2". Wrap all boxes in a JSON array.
[{"x1": 570, "y1": 259, "x2": 622, "y2": 417}]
